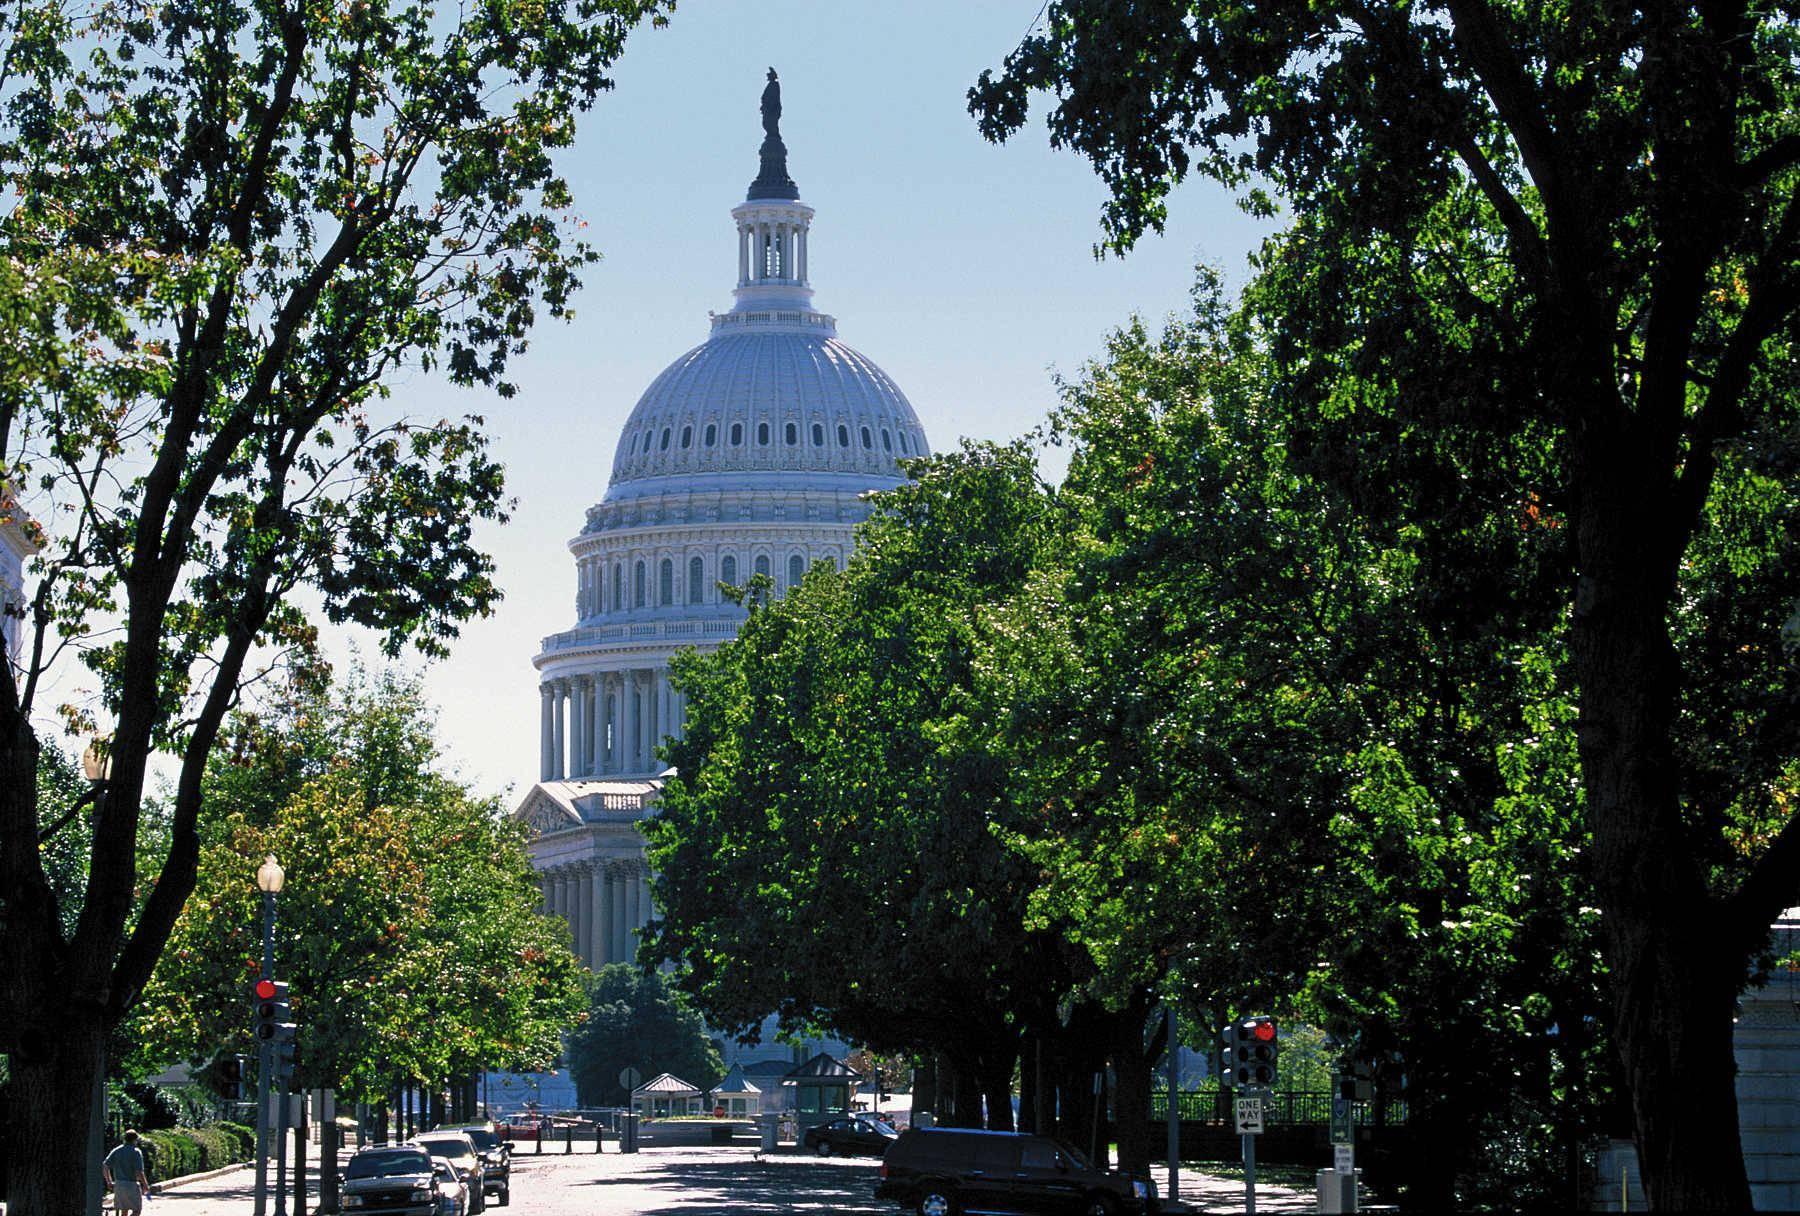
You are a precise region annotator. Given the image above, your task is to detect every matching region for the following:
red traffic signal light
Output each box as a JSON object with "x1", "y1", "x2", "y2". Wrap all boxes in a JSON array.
[
  {"x1": 1253, "y1": 1019, "x2": 1277, "y2": 1043},
  {"x1": 254, "y1": 978, "x2": 278, "y2": 1001}
]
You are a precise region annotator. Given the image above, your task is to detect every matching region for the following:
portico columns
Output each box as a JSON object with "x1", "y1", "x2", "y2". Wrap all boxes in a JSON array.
[
  {"x1": 570, "y1": 680, "x2": 586, "y2": 778},
  {"x1": 571, "y1": 862, "x2": 590, "y2": 964},
  {"x1": 621, "y1": 672, "x2": 639, "y2": 773},
  {"x1": 539, "y1": 685, "x2": 554, "y2": 781},
  {"x1": 552, "y1": 680, "x2": 567, "y2": 780},
  {"x1": 610, "y1": 864, "x2": 630, "y2": 963},
  {"x1": 591, "y1": 676, "x2": 607, "y2": 777}
]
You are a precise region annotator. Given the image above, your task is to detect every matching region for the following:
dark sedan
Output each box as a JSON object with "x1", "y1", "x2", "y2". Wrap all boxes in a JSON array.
[{"x1": 804, "y1": 1114, "x2": 901, "y2": 1157}]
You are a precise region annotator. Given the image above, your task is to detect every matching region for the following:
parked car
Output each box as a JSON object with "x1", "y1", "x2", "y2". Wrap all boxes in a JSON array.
[
  {"x1": 430, "y1": 1158, "x2": 469, "y2": 1216},
  {"x1": 804, "y1": 1114, "x2": 901, "y2": 1157},
  {"x1": 340, "y1": 1146, "x2": 441, "y2": 1216},
  {"x1": 875, "y1": 1127, "x2": 1157, "y2": 1216},
  {"x1": 448, "y1": 1123, "x2": 512, "y2": 1207},
  {"x1": 409, "y1": 1133, "x2": 486, "y2": 1213}
]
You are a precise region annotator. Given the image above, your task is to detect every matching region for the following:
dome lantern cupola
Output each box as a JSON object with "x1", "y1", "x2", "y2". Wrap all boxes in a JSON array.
[{"x1": 728, "y1": 67, "x2": 820, "y2": 319}]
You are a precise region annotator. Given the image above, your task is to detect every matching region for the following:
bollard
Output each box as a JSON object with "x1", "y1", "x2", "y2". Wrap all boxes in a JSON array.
[
  {"x1": 564, "y1": 1126, "x2": 572, "y2": 1154},
  {"x1": 535, "y1": 1125, "x2": 542, "y2": 1155},
  {"x1": 595, "y1": 1123, "x2": 604, "y2": 1153}
]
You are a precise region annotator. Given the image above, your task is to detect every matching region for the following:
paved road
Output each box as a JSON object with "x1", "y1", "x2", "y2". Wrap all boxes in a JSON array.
[{"x1": 153, "y1": 1145, "x2": 1316, "y2": 1215}]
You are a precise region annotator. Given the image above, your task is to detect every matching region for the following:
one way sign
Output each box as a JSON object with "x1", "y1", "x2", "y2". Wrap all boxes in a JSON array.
[{"x1": 1235, "y1": 1096, "x2": 1264, "y2": 1135}]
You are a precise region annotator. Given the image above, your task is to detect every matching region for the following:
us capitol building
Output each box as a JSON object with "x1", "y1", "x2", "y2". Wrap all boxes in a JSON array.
[{"x1": 511, "y1": 73, "x2": 930, "y2": 1023}]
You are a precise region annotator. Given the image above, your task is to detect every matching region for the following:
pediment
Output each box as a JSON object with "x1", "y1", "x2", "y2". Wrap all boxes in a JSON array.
[{"x1": 513, "y1": 786, "x2": 584, "y2": 839}]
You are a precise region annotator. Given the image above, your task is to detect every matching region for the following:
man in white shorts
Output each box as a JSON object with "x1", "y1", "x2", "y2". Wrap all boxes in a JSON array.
[{"x1": 102, "y1": 1128, "x2": 151, "y2": 1215}]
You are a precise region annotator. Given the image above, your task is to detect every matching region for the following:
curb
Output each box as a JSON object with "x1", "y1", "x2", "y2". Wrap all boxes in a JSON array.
[{"x1": 154, "y1": 1161, "x2": 251, "y2": 1191}]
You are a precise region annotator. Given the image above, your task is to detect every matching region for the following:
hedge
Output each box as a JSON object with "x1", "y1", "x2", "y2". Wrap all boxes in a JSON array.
[{"x1": 137, "y1": 1122, "x2": 256, "y2": 1182}]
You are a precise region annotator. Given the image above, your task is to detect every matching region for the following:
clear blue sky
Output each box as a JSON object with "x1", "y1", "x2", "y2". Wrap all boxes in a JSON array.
[{"x1": 361, "y1": 0, "x2": 1278, "y2": 798}]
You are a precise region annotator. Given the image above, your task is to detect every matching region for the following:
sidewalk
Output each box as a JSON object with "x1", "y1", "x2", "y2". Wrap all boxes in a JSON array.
[{"x1": 1151, "y1": 1162, "x2": 1314, "y2": 1214}]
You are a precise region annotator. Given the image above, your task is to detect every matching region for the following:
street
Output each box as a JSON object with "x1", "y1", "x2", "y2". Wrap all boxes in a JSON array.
[{"x1": 150, "y1": 1146, "x2": 1318, "y2": 1216}]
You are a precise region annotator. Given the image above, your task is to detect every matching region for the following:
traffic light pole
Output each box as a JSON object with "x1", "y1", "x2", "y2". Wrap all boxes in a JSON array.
[
  {"x1": 1243, "y1": 1127, "x2": 1257, "y2": 1216},
  {"x1": 256, "y1": 890, "x2": 275, "y2": 1216}
]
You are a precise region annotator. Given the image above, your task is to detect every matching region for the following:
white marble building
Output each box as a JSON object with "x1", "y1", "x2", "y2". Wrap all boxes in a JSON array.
[{"x1": 513, "y1": 76, "x2": 929, "y2": 1021}]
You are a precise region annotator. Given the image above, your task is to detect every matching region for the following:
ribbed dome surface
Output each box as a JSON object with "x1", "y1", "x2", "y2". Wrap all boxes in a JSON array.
[{"x1": 608, "y1": 329, "x2": 928, "y2": 488}]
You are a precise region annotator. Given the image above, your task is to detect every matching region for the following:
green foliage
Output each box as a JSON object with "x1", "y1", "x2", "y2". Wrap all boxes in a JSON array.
[
  {"x1": 645, "y1": 442, "x2": 1074, "y2": 1074},
  {"x1": 134, "y1": 1122, "x2": 251, "y2": 1181},
  {"x1": 566, "y1": 964, "x2": 723, "y2": 1107},
  {"x1": 128, "y1": 670, "x2": 586, "y2": 1100}
]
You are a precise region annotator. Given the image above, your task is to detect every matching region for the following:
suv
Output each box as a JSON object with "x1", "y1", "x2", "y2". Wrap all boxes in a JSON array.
[
  {"x1": 875, "y1": 1128, "x2": 1157, "y2": 1216},
  {"x1": 410, "y1": 1133, "x2": 486, "y2": 1212},
  {"x1": 449, "y1": 1124, "x2": 511, "y2": 1207},
  {"x1": 341, "y1": 1146, "x2": 441, "y2": 1215}
]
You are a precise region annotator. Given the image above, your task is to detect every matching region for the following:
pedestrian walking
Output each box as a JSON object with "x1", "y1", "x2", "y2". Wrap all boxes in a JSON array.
[{"x1": 102, "y1": 1129, "x2": 151, "y2": 1216}]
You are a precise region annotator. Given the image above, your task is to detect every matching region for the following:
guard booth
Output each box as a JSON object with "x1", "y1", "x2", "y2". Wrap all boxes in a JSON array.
[{"x1": 785, "y1": 1053, "x2": 861, "y2": 1133}]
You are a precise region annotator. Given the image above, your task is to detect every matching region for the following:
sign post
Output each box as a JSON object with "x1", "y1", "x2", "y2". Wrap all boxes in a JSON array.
[{"x1": 1235, "y1": 1095, "x2": 1264, "y2": 1215}]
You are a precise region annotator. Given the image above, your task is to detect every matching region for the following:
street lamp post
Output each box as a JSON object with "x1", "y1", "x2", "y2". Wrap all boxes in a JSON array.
[{"x1": 255, "y1": 855, "x2": 284, "y2": 1216}]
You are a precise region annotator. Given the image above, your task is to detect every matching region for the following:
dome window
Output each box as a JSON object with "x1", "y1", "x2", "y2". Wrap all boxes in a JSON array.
[
  {"x1": 680, "y1": 425, "x2": 693, "y2": 449},
  {"x1": 757, "y1": 421, "x2": 770, "y2": 445},
  {"x1": 898, "y1": 433, "x2": 910, "y2": 454},
  {"x1": 634, "y1": 561, "x2": 646, "y2": 607},
  {"x1": 811, "y1": 422, "x2": 824, "y2": 446},
  {"x1": 730, "y1": 422, "x2": 743, "y2": 445},
  {"x1": 612, "y1": 564, "x2": 623, "y2": 611},
  {"x1": 861, "y1": 426, "x2": 873, "y2": 450},
  {"x1": 704, "y1": 423, "x2": 717, "y2": 446},
  {"x1": 785, "y1": 422, "x2": 798, "y2": 445},
  {"x1": 754, "y1": 554, "x2": 771, "y2": 580},
  {"x1": 688, "y1": 556, "x2": 704, "y2": 604},
  {"x1": 660, "y1": 427, "x2": 672, "y2": 451},
  {"x1": 720, "y1": 554, "x2": 737, "y2": 586},
  {"x1": 659, "y1": 558, "x2": 674, "y2": 606},
  {"x1": 787, "y1": 554, "x2": 804, "y2": 589},
  {"x1": 837, "y1": 424, "x2": 850, "y2": 448},
  {"x1": 881, "y1": 429, "x2": 892, "y2": 452}
]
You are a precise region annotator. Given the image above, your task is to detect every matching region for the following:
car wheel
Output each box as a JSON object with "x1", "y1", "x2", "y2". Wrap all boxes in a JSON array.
[
  {"x1": 1082, "y1": 1195, "x2": 1116, "y2": 1216},
  {"x1": 916, "y1": 1188, "x2": 956, "y2": 1216},
  {"x1": 498, "y1": 1186, "x2": 509, "y2": 1208},
  {"x1": 816, "y1": 1140, "x2": 832, "y2": 1156}
]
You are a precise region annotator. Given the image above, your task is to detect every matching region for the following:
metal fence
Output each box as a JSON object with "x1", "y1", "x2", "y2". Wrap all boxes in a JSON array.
[{"x1": 1149, "y1": 1089, "x2": 1407, "y2": 1126}]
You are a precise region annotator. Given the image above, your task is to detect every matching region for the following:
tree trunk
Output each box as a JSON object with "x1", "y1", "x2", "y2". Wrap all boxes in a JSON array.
[
  {"x1": 1110, "y1": 1001, "x2": 1155, "y2": 1177},
  {"x1": 980, "y1": 1046, "x2": 1016, "y2": 1131},
  {"x1": 1018, "y1": 1037, "x2": 1040, "y2": 1134},
  {"x1": 911, "y1": 1055, "x2": 937, "y2": 1121},
  {"x1": 1569, "y1": 447, "x2": 1754, "y2": 1212},
  {"x1": 6, "y1": 1012, "x2": 106, "y2": 1216}
]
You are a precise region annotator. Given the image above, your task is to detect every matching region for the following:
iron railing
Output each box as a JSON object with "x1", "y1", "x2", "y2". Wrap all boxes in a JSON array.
[{"x1": 1149, "y1": 1089, "x2": 1407, "y2": 1126}]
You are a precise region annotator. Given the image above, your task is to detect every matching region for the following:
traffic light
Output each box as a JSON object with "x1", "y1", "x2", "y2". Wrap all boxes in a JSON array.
[
  {"x1": 253, "y1": 979, "x2": 296, "y2": 1078},
  {"x1": 1234, "y1": 1016, "x2": 1277, "y2": 1087}
]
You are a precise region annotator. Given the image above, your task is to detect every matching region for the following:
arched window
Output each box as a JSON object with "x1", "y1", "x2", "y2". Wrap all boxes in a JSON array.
[
  {"x1": 680, "y1": 425, "x2": 693, "y2": 449},
  {"x1": 704, "y1": 423, "x2": 717, "y2": 446},
  {"x1": 754, "y1": 554, "x2": 771, "y2": 581},
  {"x1": 898, "y1": 432, "x2": 910, "y2": 454},
  {"x1": 811, "y1": 422, "x2": 824, "y2": 446},
  {"x1": 634, "y1": 560, "x2": 646, "y2": 608},
  {"x1": 757, "y1": 421, "x2": 770, "y2": 445},
  {"x1": 688, "y1": 556, "x2": 704, "y2": 604},
  {"x1": 730, "y1": 422, "x2": 743, "y2": 445},
  {"x1": 785, "y1": 421, "x2": 798, "y2": 445},
  {"x1": 660, "y1": 427, "x2": 672, "y2": 451},
  {"x1": 630, "y1": 433, "x2": 639, "y2": 455},
  {"x1": 837, "y1": 424, "x2": 850, "y2": 447},
  {"x1": 659, "y1": 558, "x2": 674, "y2": 606},
  {"x1": 861, "y1": 426, "x2": 873, "y2": 450},
  {"x1": 881, "y1": 429, "x2": 892, "y2": 452},
  {"x1": 720, "y1": 554, "x2": 737, "y2": 586},
  {"x1": 788, "y1": 554, "x2": 804, "y2": 589},
  {"x1": 612, "y1": 564, "x2": 623, "y2": 611}
]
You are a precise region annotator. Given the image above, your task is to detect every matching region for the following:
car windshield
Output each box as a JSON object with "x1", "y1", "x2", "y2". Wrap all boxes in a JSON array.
[
  {"x1": 434, "y1": 1161, "x2": 457, "y2": 1181},
  {"x1": 461, "y1": 1130, "x2": 501, "y2": 1150},
  {"x1": 416, "y1": 1138, "x2": 471, "y2": 1158},
  {"x1": 346, "y1": 1150, "x2": 431, "y2": 1179},
  {"x1": 1055, "y1": 1141, "x2": 1094, "y2": 1170}
]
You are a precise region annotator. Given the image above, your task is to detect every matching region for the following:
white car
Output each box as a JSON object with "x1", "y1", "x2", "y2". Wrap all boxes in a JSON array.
[{"x1": 431, "y1": 1158, "x2": 469, "y2": 1216}]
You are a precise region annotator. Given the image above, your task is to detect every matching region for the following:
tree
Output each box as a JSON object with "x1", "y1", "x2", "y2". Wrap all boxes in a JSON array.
[
  {"x1": 0, "y1": 0, "x2": 668, "y2": 1203},
  {"x1": 567, "y1": 965, "x2": 722, "y2": 1108},
  {"x1": 997, "y1": 287, "x2": 1604, "y2": 1205},
  {"x1": 644, "y1": 443, "x2": 1079, "y2": 1132},
  {"x1": 972, "y1": 6, "x2": 1800, "y2": 1208},
  {"x1": 131, "y1": 671, "x2": 586, "y2": 1103}
]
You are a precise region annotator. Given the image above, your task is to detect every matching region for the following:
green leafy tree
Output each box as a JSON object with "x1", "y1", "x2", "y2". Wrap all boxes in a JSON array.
[
  {"x1": 0, "y1": 0, "x2": 666, "y2": 1204},
  {"x1": 567, "y1": 965, "x2": 723, "y2": 1108},
  {"x1": 133, "y1": 672, "x2": 585, "y2": 1102},
  {"x1": 645, "y1": 443, "x2": 1078, "y2": 1132},
  {"x1": 971, "y1": 6, "x2": 1800, "y2": 1208}
]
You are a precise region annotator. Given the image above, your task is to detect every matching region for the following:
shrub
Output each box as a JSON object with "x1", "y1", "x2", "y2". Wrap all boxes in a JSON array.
[{"x1": 135, "y1": 1123, "x2": 256, "y2": 1181}]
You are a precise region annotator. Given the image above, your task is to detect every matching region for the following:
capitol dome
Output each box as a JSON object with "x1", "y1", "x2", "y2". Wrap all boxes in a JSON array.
[{"x1": 528, "y1": 68, "x2": 929, "y2": 794}]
